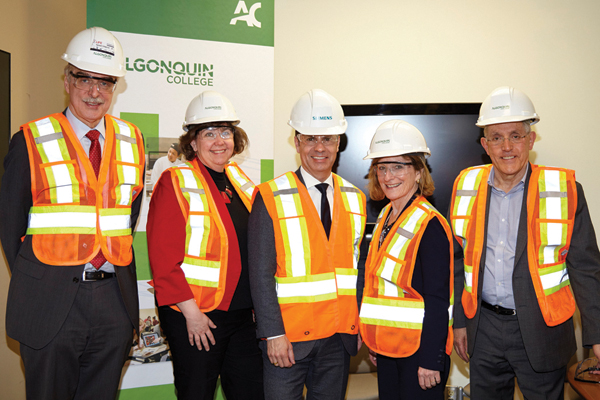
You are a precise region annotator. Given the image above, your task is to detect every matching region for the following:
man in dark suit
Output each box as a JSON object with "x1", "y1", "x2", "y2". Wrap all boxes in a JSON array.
[
  {"x1": 248, "y1": 89, "x2": 366, "y2": 399},
  {"x1": 0, "y1": 27, "x2": 145, "y2": 400},
  {"x1": 451, "y1": 87, "x2": 600, "y2": 399}
]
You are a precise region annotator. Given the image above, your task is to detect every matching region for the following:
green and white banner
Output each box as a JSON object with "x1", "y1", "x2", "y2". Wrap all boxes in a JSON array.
[{"x1": 87, "y1": 1, "x2": 274, "y2": 398}]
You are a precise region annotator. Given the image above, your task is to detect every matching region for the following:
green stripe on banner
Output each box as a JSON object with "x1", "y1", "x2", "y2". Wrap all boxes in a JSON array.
[
  {"x1": 133, "y1": 231, "x2": 151, "y2": 281},
  {"x1": 120, "y1": 112, "x2": 159, "y2": 154},
  {"x1": 261, "y1": 159, "x2": 274, "y2": 183},
  {"x1": 87, "y1": 0, "x2": 274, "y2": 47}
]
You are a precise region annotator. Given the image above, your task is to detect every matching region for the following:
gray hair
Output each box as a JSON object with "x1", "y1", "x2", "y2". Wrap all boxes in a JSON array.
[{"x1": 483, "y1": 120, "x2": 531, "y2": 137}]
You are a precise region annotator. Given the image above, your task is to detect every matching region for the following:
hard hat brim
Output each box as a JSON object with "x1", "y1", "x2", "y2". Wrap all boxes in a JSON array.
[
  {"x1": 476, "y1": 115, "x2": 539, "y2": 127},
  {"x1": 288, "y1": 120, "x2": 347, "y2": 135},
  {"x1": 364, "y1": 148, "x2": 431, "y2": 160}
]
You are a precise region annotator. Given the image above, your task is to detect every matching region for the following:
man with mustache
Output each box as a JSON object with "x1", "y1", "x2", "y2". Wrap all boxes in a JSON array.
[
  {"x1": 0, "y1": 27, "x2": 145, "y2": 399},
  {"x1": 450, "y1": 86, "x2": 600, "y2": 399}
]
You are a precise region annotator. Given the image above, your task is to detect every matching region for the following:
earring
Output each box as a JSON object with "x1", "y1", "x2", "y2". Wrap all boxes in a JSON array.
[{"x1": 417, "y1": 179, "x2": 420, "y2": 184}]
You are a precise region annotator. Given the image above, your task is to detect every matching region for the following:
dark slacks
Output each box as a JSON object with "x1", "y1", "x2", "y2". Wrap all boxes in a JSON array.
[
  {"x1": 158, "y1": 306, "x2": 264, "y2": 400},
  {"x1": 470, "y1": 307, "x2": 566, "y2": 400},
  {"x1": 261, "y1": 333, "x2": 351, "y2": 400},
  {"x1": 377, "y1": 350, "x2": 450, "y2": 400},
  {"x1": 20, "y1": 277, "x2": 133, "y2": 400}
]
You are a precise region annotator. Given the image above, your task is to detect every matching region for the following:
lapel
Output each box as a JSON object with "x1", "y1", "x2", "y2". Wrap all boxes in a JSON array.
[{"x1": 513, "y1": 165, "x2": 532, "y2": 270}]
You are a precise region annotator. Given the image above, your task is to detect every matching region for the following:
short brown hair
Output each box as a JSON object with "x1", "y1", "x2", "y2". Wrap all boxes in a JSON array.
[
  {"x1": 367, "y1": 153, "x2": 434, "y2": 201},
  {"x1": 179, "y1": 122, "x2": 249, "y2": 161}
]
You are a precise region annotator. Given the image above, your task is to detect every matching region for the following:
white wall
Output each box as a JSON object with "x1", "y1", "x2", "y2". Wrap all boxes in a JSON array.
[{"x1": 274, "y1": 0, "x2": 599, "y2": 392}]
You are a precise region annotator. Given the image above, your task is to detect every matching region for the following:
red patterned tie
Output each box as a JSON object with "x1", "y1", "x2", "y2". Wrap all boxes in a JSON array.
[{"x1": 86, "y1": 129, "x2": 107, "y2": 269}]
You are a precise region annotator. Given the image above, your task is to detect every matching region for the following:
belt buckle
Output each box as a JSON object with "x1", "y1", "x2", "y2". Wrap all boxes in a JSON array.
[{"x1": 83, "y1": 271, "x2": 104, "y2": 281}]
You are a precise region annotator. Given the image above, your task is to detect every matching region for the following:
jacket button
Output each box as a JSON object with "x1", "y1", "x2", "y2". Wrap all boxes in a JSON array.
[
  {"x1": 73, "y1": 277, "x2": 79, "y2": 283},
  {"x1": 351, "y1": 325, "x2": 355, "y2": 330},
  {"x1": 304, "y1": 331, "x2": 310, "y2": 335}
]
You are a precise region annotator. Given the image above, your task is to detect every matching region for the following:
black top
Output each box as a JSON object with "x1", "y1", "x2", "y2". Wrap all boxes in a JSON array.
[{"x1": 206, "y1": 166, "x2": 253, "y2": 311}]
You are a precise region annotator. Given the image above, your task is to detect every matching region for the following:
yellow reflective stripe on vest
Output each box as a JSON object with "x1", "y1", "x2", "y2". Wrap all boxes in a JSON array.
[
  {"x1": 226, "y1": 163, "x2": 255, "y2": 200},
  {"x1": 537, "y1": 169, "x2": 571, "y2": 293},
  {"x1": 275, "y1": 272, "x2": 337, "y2": 304},
  {"x1": 99, "y1": 208, "x2": 132, "y2": 237},
  {"x1": 112, "y1": 119, "x2": 141, "y2": 206},
  {"x1": 29, "y1": 117, "x2": 80, "y2": 204},
  {"x1": 335, "y1": 268, "x2": 358, "y2": 295},
  {"x1": 377, "y1": 205, "x2": 428, "y2": 298},
  {"x1": 336, "y1": 175, "x2": 366, "y2": 270},
  {"x1": 181, "y1": 257, "x2": 220, "y2": 288},
  {"x1": 451, "y1": 167, "x2": 486, "y2": 292},
  {"x1": 27, "y1": 205, "x2": 96, "y2": 234},
  {"x1": 360, "y1": 296, "x2": 425, "y2": 329},
  {"x1": 173, "y1": 163, "x2": 222, "y2": 287},
  {"x1": 269, "y1": 173, "x2": 311, "y2": 277}
]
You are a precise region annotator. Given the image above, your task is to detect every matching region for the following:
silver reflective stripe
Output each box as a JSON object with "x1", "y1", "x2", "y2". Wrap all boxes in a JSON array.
[
  {"x1": 29, "y1": 212, "x2": 96, "y2": 229},
  {"x1": 540, "y1": 192, "x2": 567, "y2": 198},
  {"x1": 456, "y1": 189, "x2": 477, "y2": 197},
  {"x1": 276, "y1": 278, "x2": 337, "y2": 298},
  {"x1": 542, "y1": 170, "x2": 564, "y2": 264},
  {"x1": 99, "y1": 214, "x2": 131, "y2": 231},
  {"x1": 181, "y1": 263, "x2": 219, "y2": 282},
  {"x1": 336, "y1": 273, "x2": 357, "y2": 290},
  {"x1": 273, "y1": 188, "x2": 298, "y2": 197},
  {"x1": 360, "y1": 301, "x2": 424, "y2": 324},
  {"x1": 35, "y1": 132, "x2": 63, "y2": 144},
  {"x1": 396, "y1": 226, "x2": 414, "y2": 240},
  {"x1": 182, "y1": 188, "x2": 205, "y2": 195},
  {"x1": 540, "y1": 266, "x2": 569, "y2": 291},
  {"x1": 115, "y1": 133, "x2": 136, "y2": 144},
  {"x1": 240, "y1": 181, "x2": 253, "y2": 193},
  {"x1": 340, "y1": 186, "x2": 360, "y2": 193}
]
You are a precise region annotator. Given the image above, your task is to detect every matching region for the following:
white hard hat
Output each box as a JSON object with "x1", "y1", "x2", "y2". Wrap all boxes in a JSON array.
[
  {"x1": 476, "y1": 86, "x2": 540, "y2": 127},
  {"x1": 182, "y1": 90, "x2": 240, "y2": 131},
  {"x1": 364, "y1": 120, "x2": 431, "y2": 160},
  {"x1": 288, "y1": 89, "x2": 347, "y2": 135},
  {"x1": 62, "y1": 27, "x2": 126, "y2": 77}
]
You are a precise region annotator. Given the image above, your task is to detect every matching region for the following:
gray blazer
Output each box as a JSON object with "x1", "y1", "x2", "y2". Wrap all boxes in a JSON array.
[
  {"x1": 0, "y1": 130, "x2": 141, "y2": 350},
  {"x1": 248, "y1": 169, "x2": 363, "y2": 360},
  {"x1": 453, "y1": 165, "x2": 600, "y2": 372}
]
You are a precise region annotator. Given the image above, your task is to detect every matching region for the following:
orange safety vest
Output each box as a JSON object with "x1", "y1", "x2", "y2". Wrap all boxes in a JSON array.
[
  {"x1": 450, "y1": 164, "x2": 577, "y2": 326},
  {"x1": 257, "y1": 172, "x2": 366, "y2": 342},
  {"x1": 359, "y1": 197, "x2": 454, "y2": 358},
  {"x1": 169, "y1": 159, "x2": 254, "y2": 312},
  {"x1": 22, "y1": 113, "x2": 145, "y2": 266}
]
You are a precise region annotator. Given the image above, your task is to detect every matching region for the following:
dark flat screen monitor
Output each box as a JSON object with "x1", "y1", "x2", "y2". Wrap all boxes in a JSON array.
[{"x1": 336, "y1": 103, "x2": 490, "y2": 229}]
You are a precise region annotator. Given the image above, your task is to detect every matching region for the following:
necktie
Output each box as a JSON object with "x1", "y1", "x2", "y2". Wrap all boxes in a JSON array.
[
  {"x1": 315, "y1": 183, "x2": 331, "y2": 239},
  {"x1": 86, "y1": 129, "x2": 107, "y2": 269}
]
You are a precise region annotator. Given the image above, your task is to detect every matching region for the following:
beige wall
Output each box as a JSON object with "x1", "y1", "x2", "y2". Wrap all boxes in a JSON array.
[
  {"x1": 0, "y1": 0, "x2": 86, "y2": 398},
  {"x1": 1, "y1": 0, "x2": 598, "y2": 398},
  {"x1": 273, "y1": 0, "x2": 598, "y2": 394}
]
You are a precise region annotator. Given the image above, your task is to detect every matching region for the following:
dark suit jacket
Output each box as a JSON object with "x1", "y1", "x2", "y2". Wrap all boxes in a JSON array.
[
  {"x1": 0, "y1": 128, "x2": 142, "y2": 350},
  {"x1": 453, "y1": 165, "x2": 600, "y2": 372},
  {"x1": 248, "y1": 169, "x2": 364, "y2": 360}
]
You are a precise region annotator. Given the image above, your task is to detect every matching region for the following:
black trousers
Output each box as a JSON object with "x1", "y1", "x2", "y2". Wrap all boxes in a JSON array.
[
  {"x1": 470, "y1": 307, "x2": 566, "y2": 400},
  {"x1": 377, "y1": 350, "x2": 450, "y2": 400},
  {"x1": 20, "y1": 278, "x2": 133, "y2": 400},
  {"x1": 158, "y1": 306, "x2": 264, "y2": 400}
]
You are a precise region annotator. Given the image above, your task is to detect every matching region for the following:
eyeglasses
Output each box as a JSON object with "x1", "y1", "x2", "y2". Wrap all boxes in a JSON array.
[
  {"x1": 69, "y1": 72, "x2": 117, "y2": 93},
  {"x1": 485, "y1": 132, "x2": 530, "y2": 147},
  {"x1": 297, "y1": 135, "x2": 339, "y2": 147},
  {"x1": 197, "y1": 126, "x2": 234, "y2": 141},
  {"x1": 375, "y1": 162, "x2": 414, "y2": 177}
]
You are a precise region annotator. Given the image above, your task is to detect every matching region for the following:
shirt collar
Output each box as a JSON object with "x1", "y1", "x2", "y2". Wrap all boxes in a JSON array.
[
  {"x1": 300, "y1": 166, "x2": 334, "y2": 189},
  {"x1": 488, "y1": 163, "x2": 529, "y2": 193},
  {"x1": 66, "y1": 107, "x2": 106, "y2": 141}
]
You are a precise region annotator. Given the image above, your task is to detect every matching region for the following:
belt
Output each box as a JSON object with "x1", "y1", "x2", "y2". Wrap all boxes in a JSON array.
[
  {"x1": 481, "y1": 301, "x2": 516, "y2": 316},
  {"x1": 83, "y1": 270, "x2": 116, "y2": 281}
]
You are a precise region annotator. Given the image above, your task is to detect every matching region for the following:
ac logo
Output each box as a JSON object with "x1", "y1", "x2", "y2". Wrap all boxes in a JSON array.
[{"x1": 230, "y1": 1, "x2": 261, "y2": 28}]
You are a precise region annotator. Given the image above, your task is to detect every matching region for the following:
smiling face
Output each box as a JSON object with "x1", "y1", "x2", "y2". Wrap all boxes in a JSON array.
[
  {"x1": 167, "y1": 148, "x2": 179, "y2": 163},
  {"x1": 64, "y1": 66, "x2": 115, "y2": 128},
  {"x1": 376, "y1": 155, "x2": 421, "y2": 208},
  {"x1": 481, "y1": 121, "x2": 535, "y2": 191},
  {"x1": 294, "y1": 134, "x2": 340, "y2": 182},
  {"x1": 190, "y1": 124, "x2": 234, "y2": 172}
]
